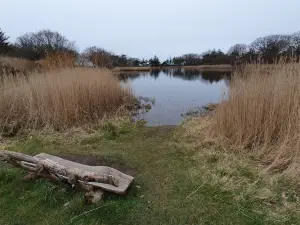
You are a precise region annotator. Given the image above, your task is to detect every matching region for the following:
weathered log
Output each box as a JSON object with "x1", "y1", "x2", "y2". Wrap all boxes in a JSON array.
[
  {"x1": 0, "y1": 150, "x2": 118, "y2": 187},
  {"x1": 20, "y1": 161, "x2": 38, "y2": 172},
  {"x1": 84, "y1": 190, "x2": 104, "y2": 204},
  {"x1": 76, "y1": 181, "x2": 93, "y2": 192},
  {"x1": 35, "y1": 153, "x2": 134, "y2": 195},
  {"x1": 0, "y1": 150, "x2": 38, "y2": 164},
  {"x1": 37, "y1": 158, "x2": 118, "y2": 186},
  {"x1": 0, "y1": 151, "x2": 134, "y2": 195}
]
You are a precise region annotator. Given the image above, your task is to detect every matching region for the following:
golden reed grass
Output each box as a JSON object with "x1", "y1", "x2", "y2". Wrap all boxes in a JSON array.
[
  {"x1": 215, "y1": 63, "x2": 300, "y2": 174},
  {"x1": 0, "y1": 56, "x2": 39, "y2": 75},
  {"x1": 37, "y1": 51, "x2": 77, "y2": 70},
  {"x1": 0, "y1": 51, "x2": 77, "y2": 76},
  {"x1": 0, "y1": 68, "x2": 133, "y2": 131}
]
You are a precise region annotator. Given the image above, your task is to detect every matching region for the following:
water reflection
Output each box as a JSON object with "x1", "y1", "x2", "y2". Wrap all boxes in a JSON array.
[
  {"x1": 118, "y1": 69, "x2": 230, "y2": 126},
  {"x1": 150, "y1": 69, "x2": 160, "y2": 79},
  {"x1": 118, "y1": 69, "x2": 231, "y2": 83},
  {"x1": 201, "y1": 71, "x2": 231, "y2": 84}
]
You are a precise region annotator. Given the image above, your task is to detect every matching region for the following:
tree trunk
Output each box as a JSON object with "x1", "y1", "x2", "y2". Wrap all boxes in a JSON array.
[{"x1": 0, "y1": 150, "x2": 134, "y2": 196}]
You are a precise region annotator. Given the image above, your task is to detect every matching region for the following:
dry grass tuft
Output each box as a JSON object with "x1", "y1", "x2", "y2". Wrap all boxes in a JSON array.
[
  {"x1": 0, "y1": 68, "x2": 133, "y2": 132},
  {"x1": 215, "y1": 63, "x2": 300, "y2": 175}
]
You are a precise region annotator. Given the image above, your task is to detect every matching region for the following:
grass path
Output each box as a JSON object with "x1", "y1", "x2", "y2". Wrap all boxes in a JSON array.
[{"x1": 1, "y1": 122, "x2": 300, "y2": 224}]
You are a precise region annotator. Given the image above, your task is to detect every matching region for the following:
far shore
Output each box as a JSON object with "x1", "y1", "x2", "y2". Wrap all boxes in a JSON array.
[{"x1": 112, "y1": 64, "x2": 233, "y2": 72}]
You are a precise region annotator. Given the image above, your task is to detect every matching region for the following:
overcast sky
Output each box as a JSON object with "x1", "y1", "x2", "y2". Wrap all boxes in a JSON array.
[{"x1": 1, "y1": 0, "x2": 299, "y2": 59}]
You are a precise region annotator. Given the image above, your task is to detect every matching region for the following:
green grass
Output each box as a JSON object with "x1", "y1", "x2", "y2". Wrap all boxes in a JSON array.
[{"x1": 1, "y1": 122, "x2": 300, "y2": 224}]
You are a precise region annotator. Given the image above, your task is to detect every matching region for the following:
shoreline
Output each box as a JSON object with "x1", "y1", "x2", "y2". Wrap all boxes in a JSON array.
[{"x1": 113, "y1": 64, "x2": 233, "y2": 72}]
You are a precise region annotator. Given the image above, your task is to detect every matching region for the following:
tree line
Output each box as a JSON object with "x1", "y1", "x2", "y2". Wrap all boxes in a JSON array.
[{"x1": 1, "y1": 28, "x2": 300, "y2": 67}]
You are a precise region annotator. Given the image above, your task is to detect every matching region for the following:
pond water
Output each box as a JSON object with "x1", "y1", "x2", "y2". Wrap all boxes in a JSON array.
[{"x1": 119, "y1": 69, "x2": 230, "y2": 126}]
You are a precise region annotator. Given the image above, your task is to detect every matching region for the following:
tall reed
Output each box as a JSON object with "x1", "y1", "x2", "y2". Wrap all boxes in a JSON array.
[
  {"x1": 0, "y1": 68, "x2": 133, "y2": 132},
  {"x1": 215, "y1": 63, "x2": 300, "y2": 173}
]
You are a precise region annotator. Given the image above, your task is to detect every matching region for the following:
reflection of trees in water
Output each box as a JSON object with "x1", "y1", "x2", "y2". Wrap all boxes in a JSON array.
[
  {"x1": 170, "y1": 69, "x2": 231, "y2": 83},
  {"x1": 172, "y1": 69, "x2": 200, "y2": 80},
  {"x1": 117, "y1": 73, "x2": 140, "y2": 82},
  {"x1": 117, "y1": 69, "x2": 231, "y2": 84},
  {"x1": 150, "y1": 69, "x2": 160, "y2": 79},
  {"x1": 200, "y1": 71, "x2": 231, "y2": 84},
  {"x1": 117, "y1": 72, "x2": 149, "y2": 82},
  {"x1": 162, "y1": 69, "x2": 172, "y2": 75}
]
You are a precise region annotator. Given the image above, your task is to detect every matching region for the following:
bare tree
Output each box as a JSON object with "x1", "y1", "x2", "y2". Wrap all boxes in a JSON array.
[
  {"x1": 83, "y1": 46, "x2": 113, "y2": 68},
  {"x1": 250, "y1": 35, "x2": 291, "y2": 63},
  {"x1": 292, "y1": 31, "x2": 300, "y2": 46},
  {"x1": 228, "y1": 44, "x2": 248, "y2": 57},
  {"x1": 16, "y1": 30, "x2": 77, "y2": 60},
  {"x1": 291, "y1": 31, "x2": 300, "y2": 61}
]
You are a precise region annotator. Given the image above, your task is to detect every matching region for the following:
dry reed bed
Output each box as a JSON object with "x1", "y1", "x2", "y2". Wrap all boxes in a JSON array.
[
  {"x1": 0, "y1": 56, "x2": 32, "y2": 70},
  {"x1": 0, "y1": 53, "x2": 76, "y2": 77},
  {"x1": 215, "y1": 63, "x2": 300, "y2": 174},
  {"x1": 0, "y1": 68, "x2": 133, "y2": 132}
]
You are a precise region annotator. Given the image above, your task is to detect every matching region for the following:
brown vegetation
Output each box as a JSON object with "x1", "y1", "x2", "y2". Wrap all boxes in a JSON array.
[
  {"x1": 0, "y1": 56, "x2": 38, "y2": 76},
  {"x1": 0, "y1": 68, "x2": 133, "y2": 132},
  {"x1": 37, "y1": 51, "x2": 77, "y2": 70},
  {"x1": 0, "y1": 51, "x2": 77, "y2": 77},
  {"x1": 214, "y1": 63, "x2": 300, "y2": 175},
  {"x1": 0, "y1": 56, "x2": 50, "y2": 80}
]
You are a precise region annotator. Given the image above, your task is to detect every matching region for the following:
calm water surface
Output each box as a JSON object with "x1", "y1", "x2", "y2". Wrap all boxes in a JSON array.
[{"x1": 119, "y1": 69, "x2": 230, "y2": 126}]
